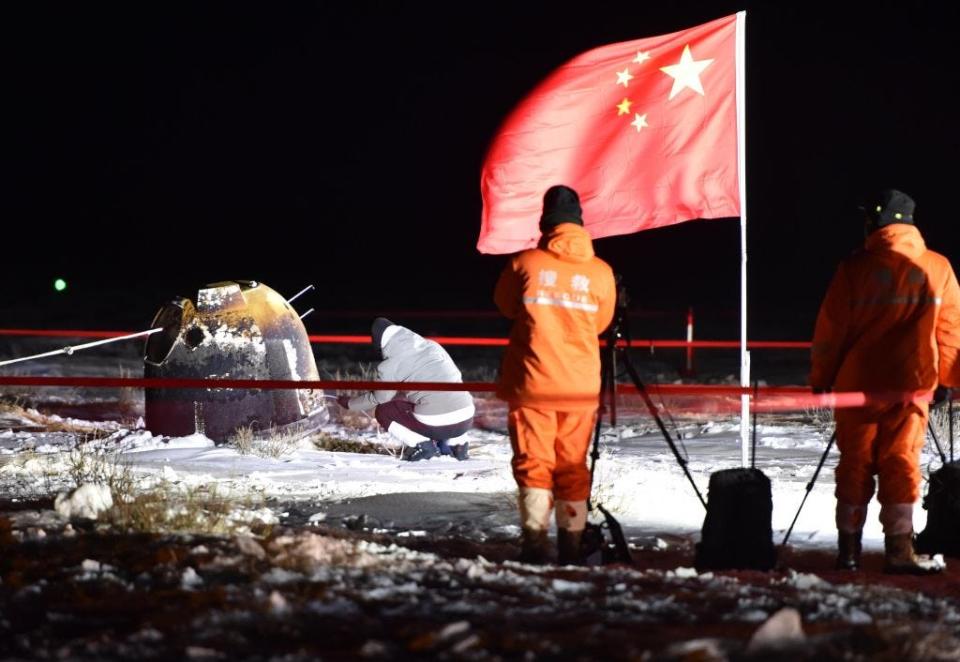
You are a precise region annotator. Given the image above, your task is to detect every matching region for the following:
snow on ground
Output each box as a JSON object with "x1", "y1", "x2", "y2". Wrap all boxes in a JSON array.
[
  {"x1": 0, "y1": 409, "x2": 944, "y2": 551},
  {"x1": 2, "y1": 345, "x2": 960, "y2": 658}
]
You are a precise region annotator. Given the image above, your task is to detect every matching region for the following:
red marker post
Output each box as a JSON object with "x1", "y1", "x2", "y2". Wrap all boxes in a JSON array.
[{"x1": 684, "y1": 306, "x2": 695, "y2": 375}]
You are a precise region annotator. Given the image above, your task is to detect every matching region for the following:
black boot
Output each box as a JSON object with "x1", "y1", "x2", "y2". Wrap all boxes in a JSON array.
[
  {"x1": 519, "y1": 528, "x2": 551, "y2": 564},
  {"x1": 400, "y1": 440, "x2": 439, "y2": 461},
  {"x1": 451, "y1": 442, "x2": 469, "y2": 461},
  {"x1": 557, "y1": 529, "x2": 584, "y2": 566},
  {"x1": 835, "y1": 531, "x2": 862, "y2": 570}
]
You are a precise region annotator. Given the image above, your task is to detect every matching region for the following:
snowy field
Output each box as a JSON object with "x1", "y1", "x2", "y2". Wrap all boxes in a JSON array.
[
  {"x1": 1, "y1": 406, "x2": 942, "y2": 552},
  {"x1": 1, "y1": 339, "x2": 960, "y2": 659}
]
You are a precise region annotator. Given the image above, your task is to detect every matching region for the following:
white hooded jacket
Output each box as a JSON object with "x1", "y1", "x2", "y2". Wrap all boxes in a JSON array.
[{"x1": 346, "y1": 325, "x2": 475, "y2": 425}]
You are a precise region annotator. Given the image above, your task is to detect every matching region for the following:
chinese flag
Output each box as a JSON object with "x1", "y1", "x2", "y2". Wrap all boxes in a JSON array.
[{"x1": 479, "y1": 13, "x2": 742, "y2": 254}]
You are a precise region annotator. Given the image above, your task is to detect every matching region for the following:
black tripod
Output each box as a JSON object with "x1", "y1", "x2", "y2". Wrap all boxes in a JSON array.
[{"x1": 587, "y1": 280, "x2": 707, "y2": 513}]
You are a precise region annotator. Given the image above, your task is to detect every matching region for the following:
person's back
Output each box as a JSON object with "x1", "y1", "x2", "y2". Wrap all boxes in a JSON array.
[
  {"x1": 495, "y1": 222, "x2": 616, "y2": 409},
  {"x1": 811, "y1": 223, "x2": 959, "y2": 394},
  {"x1": 377, "y1": 325, "x2": 473, "y2": 418}
]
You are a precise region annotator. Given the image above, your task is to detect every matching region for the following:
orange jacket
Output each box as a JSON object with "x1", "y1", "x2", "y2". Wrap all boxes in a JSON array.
[
  {"x1": 810, "y1": 224, "x2": 960, "y2": 394},
  {"x1": 494, "y1": 223, "x2": 616, "y2": 409}
]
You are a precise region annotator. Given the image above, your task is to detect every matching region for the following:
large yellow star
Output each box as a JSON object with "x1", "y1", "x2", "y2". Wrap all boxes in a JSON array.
[
  {"x1": 615, "y1": 68, "x2": 634, "y2": 87},
  {"x1": 616, "y1": 98, "x2": 632, "y2": 116},
  {"x1": 659, "y1": 44, "x2": 714, "y2": 100},
  {"x1": 630, "y1": 113, "x2": 648, "y2": 132}
]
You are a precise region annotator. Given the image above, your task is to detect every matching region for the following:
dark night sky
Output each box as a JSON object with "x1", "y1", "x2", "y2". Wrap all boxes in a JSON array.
[{"x1": 5, "y1": 1, "x2": 960, "y2": 338}]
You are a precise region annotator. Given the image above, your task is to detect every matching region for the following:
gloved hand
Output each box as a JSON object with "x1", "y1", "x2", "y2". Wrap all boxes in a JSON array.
[
  {"x1": 336, "y1": 395, "x2": 352, "y2": 409},
  {"x1": 933, "y1": 385, "x2": 952, "y2": 407}
]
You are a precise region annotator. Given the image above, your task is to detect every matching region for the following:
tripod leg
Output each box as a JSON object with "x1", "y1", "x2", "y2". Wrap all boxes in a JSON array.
[
  {"x1": 928, "y1": 419, "x2": 947, "y2": 465},
  {"x1": 622, "y1": 357, "x2": 707, "y2": 508},
  {"x1": 782, "y1": 430, "x2": 837, "y2": 547},
  {"x1": 947, "y1": 390, "x2": 953, "y2": 462},
  {"x1": 609, "y1": 339, "x2": 618, "y2": 427},
  {"x1": 587, "y1": 325, "x2": 617, "y2": 503}
]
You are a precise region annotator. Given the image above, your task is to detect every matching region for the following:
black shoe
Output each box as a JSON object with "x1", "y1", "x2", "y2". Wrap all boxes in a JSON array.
[
  {"x1": 520, "y1": 528, "x2": 551, "y2": 564},
  {"x1": 451, "y1": 442, "x2": 469, "y2": 461},
  {"x1": 400, "y1": 440, "x2": 439, "y2": 462},
  {"x1": 836, "y1": 532, "x2": 862, "y2": 571}
]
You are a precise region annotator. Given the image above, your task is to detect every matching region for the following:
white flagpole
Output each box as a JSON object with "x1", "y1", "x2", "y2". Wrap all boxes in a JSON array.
[{"x1": 736, "y1": 11, "x2": 750, "y2": 467}]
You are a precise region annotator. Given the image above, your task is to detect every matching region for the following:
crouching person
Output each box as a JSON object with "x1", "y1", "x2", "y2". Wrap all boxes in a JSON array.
[{"x1": 337, "y1": 318, "x2": 474, "y2": 461}]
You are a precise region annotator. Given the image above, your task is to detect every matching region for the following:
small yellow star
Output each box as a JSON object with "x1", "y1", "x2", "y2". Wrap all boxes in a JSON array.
[
  {"x1": 616, "y1": 68, "x2": 634, "y2": 87},
  {"x1": 616, "y1": 98, "x2": 632, "y2": 116},
  {"x1": 633, "y1": 50, "x2": 651, "y2": 64},
  {"x1": 631, "y1": 113, "x2": 648, "y2": 132}
]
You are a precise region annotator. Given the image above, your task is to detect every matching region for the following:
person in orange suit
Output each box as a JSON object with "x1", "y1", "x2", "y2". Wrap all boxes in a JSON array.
[
  {"x1": 810, "y1": 188, "x2": 960, "y2": 574},
  {"x1": 494, "y1": 185, "x2": 616, "y2": 564}
]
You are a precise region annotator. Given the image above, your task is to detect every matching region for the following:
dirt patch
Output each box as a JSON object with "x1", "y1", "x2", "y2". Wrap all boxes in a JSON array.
[{"x1": 1, "y1": 504, "x2": 959, "y2": 660}]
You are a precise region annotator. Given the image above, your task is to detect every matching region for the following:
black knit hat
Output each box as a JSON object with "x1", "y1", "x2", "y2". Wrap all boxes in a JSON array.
[
  {"x1": 371, "y1": 317, "x2": 394, "y2": 349},
  {"x1": 539, "y1": 185, "x2": 583, "y2": 232},
  {"x1": 863, "y1": 189, "x2": 915, "y2": 227}
]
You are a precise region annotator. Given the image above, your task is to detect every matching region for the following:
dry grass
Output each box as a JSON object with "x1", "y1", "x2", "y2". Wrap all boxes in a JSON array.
[
  {"x1": 63, "y1": 446, "x2": 271, "y2": 536},
  {"x1": 65, "y1": 448, "x2": 137, "y2": 496},
  {"x1": 310, "y1": 432, "x2": 393, "y2": 455},
  {"x1": 0, "y1": 398, "x2": 115, "y2": 438},
  {"x1": 231, "y1": 424, "x2": 256, "y2": 455},
  {"x1": 106, "y1": 483, "x2": 270, "y2": 536},
  {"x1": 800, "y1": 405, "x2": 834, "y2": 434},
  {"x1": 928, "y1": 403, "x2": 959, "y2": 459},
  {"x1": 228, "y1": 423, "x2": 309, "y2": 459},
  {"x1": 0, "y1": 396, "x2": 30, "y2": 419}
]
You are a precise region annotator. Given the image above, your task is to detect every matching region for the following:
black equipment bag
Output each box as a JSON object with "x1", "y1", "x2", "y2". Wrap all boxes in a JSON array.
[
  {"x1": 916, "y1": 461, "x2": 960, "y2": 557},
  {"x1": 581, "y1": 504, "x2": 633, "y2": 566},
  {"x1": 694, "y1": 468, "x2": 776, "y2": 571}
]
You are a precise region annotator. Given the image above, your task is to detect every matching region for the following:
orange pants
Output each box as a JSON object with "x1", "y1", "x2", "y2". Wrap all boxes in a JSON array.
[
  {"x1": 507, "y1": 405, "x2": 596, "y2": 501},
  {"x1": 834, "y1": 403, "x2": 928, "y2": 506}
]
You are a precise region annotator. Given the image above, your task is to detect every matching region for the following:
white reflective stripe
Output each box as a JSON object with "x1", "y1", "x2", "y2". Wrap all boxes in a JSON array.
[
  {"x1": 387, "y1": 421, "x2": 430, "y2": 446},
  {"x1": 412, "y1": 403, "x2": 476, "y2": 426},
  {"x1": 522, "y1": 295, "x2": 599, "y2": 312}
]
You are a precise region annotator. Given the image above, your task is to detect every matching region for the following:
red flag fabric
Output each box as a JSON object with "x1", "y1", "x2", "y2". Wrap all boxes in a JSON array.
[{"x1": 479, "y1": 13, "x2": 742, "y2": 254}]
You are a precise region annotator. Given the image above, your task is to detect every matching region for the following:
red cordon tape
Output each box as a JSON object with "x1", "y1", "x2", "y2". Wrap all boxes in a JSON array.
[
  {"x1": 0, "y1": 377, "x2": 492, "y2": 391},
  {"x1": 0, "y1": 329, "x2": 812, "y2": 350},
  {"x1": 0, "y1": 376, "x2": 935, "y2": 413}
]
